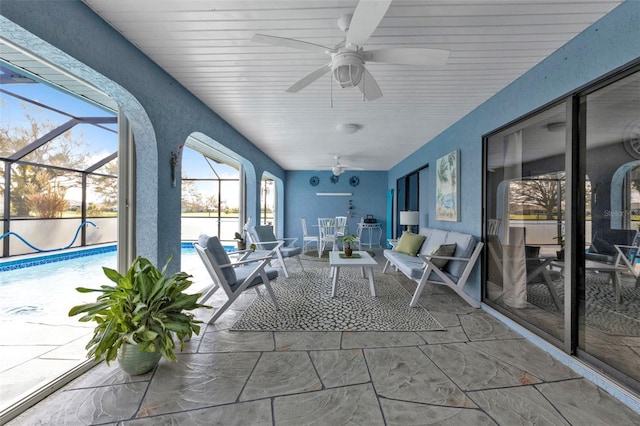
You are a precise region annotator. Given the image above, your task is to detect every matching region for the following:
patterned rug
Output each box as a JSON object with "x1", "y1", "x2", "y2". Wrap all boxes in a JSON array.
[
  {"x1": 231, "y1": 268, "x2": 444, "y2": 332},
  {"x1": 527, "y1": 274, "x2": 640, "y2": 336}
]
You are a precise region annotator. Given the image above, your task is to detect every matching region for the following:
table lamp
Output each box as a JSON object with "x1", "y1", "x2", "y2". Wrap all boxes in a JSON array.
[{"x1": 400, "y1": 211, "x2": 420, "y2": 233}]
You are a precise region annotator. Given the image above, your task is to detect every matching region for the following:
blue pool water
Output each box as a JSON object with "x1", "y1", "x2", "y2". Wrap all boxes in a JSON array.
[{"x1": 0, "y1": 243, "x2": 227, "y2": 323}]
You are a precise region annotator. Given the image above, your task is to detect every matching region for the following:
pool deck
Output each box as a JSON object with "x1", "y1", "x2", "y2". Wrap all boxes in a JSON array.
[{"x1": 0, "y1": 251, "x2": 210, "y2": 415}]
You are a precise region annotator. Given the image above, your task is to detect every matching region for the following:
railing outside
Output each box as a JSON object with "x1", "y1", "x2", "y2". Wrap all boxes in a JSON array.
[
  {"x1": 1, "y1": 218, "x2": 117, "y2": 256},
  {"x1": 509, "y1": 220, "x2": 591, "y2": 245}
]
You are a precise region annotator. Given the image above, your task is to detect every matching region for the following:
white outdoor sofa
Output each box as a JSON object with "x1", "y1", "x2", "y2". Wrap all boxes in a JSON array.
[{"x1": 383, "y1": 227, "x2": 484, "y2": 308}]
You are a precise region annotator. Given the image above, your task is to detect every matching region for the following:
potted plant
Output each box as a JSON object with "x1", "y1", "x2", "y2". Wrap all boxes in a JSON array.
[
  {"x1": 234, "y1": 232, "x2": 247, "y2": 250},
  {"x1": 554, "y1": 235, "x2": 565, "y2": 261},
  {"x1": 69, "y1": 256, "x2": 210, "y2": 375},
  {"x1": 341, "y1": 233, "x2": 358, "y2": 257},
  {"x1": 234, "y1": 218, "x2": 252, "y2": 250}
]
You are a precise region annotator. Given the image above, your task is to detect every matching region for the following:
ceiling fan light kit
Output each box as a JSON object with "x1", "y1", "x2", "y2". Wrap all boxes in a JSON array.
[{"x1": 332, "y1": 50, "x2": 364, "y2": 88}]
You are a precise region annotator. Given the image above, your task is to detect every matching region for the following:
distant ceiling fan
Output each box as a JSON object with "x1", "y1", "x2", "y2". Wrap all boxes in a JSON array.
[
  {"x1": 324, "y1": 156, "x2": 363, "y2": 177},
  {"x1": 251, "y1": 0, "x2": 450, "y2": 101}
]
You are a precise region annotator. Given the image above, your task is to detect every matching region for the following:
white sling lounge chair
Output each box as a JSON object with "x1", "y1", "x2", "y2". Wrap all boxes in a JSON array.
[
  {"x1": 194, "y1": 235, "x2": 280, "y2": 324},
  {"x1": 247, "y1": 225, "x2": 304, "y2": 278}
]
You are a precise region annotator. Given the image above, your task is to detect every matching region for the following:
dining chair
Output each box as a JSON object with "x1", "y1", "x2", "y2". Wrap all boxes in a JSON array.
[
  {"x1": 352, "y1": 221, "x2": 363, "y2": 250},
  {"x1": 334, "y1": 216, "x2": 348, "y2": 240},
  {"x1": 318, "y1": 217, "x2": 338, "y2": 256},
  {"x1": 300, "y1": 217, "x2": 319, "y2": 254}
]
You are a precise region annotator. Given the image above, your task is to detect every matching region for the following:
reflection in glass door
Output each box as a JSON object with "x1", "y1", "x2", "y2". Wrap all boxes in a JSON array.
[
  {"x1": 581, "y1": 70, "x2": 640, "y2": 388},
  {"x1": 484, "y1": 66, "x2": 640, "y2": 393},
  {"x1": 484, "y1": 102, "x2": 567, "y2": 343}
]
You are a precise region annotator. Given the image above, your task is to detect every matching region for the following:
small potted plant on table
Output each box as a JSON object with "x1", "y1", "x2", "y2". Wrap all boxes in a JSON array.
[
  {"x1": 341, "y1": 233, "x2": 358, "y2": 257},
  {"x1": 69, "y1": 256, "x2": 210, "y2": 375}
]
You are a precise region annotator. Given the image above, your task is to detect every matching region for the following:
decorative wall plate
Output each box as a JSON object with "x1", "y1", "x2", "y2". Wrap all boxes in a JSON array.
[
  {"x1": 330, "y1": 175, "x2": 340, "y2": 184},
  {"x1": 309, "y1": 176, "x2": 320, "y2": 186},
  {"x1": 349, "y1": 176, "x2": 360, "y2": 187}
]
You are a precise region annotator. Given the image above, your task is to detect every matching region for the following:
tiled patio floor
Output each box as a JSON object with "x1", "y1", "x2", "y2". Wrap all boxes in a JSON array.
[{"x1": 7, "y1": 250, "x2": 640, "y2": 425}]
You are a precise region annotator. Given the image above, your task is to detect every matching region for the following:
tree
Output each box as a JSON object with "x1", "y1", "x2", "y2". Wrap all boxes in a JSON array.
[
  {"x1": 89, "y1": 160, "x2": 118, "y2": 214},
  {"x1": 181, "y1": 180, "x2": 207, "y2": 213},
  {"x1": 24, "y1": 169, "x2": 69, "y2": 217},
  {"x1": 1, "y1": 103, "x2": 89, "y2": 217},
  {"x1": 205, "y1": 195, "x2": 218, "y2": 213},
  {"x1": 510, "y1": 175, "x2": 565, "y2": 220}
]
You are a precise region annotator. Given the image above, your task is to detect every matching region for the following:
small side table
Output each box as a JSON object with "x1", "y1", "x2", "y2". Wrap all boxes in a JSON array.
[{"x1": 358, "y1": 222, "x2": 382, "y2": 248}]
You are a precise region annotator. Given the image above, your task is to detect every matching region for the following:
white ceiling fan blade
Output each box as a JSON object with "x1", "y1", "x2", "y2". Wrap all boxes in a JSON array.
[
  {"x1": 286, "y1": 64, "x2": 331, "y2": 93},
  {"x1": 363, "y1": 47, "x2": 451, "y2": 65},
  {"x1": 364, "y1": 47, "x2": 450, "y2": 66},
  {"x1": 252, "y1": 34, "x2": 333, "y2": 54},
  {"x1": 357, "y1": 67, "x2": 383, "y2": 101},
  {"x1": 346, "y1": 0, "x2": 393, "y2": 47}
]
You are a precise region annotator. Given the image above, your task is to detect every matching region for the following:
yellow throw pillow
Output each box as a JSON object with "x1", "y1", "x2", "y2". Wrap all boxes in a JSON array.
[{"x1": 394, "y1": 231, "x2": 426, "y2": 257}]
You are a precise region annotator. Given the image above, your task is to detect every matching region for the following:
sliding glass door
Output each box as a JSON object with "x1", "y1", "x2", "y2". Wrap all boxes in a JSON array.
[
  {"x1": 484, "y1": 101, "x2": 568, "y2": 343},
  {"x1": 580, "y1": 69, "x2": 640, "y2": 389},
  {"x1": 484, "y1": 65, "x2": 640, "y2": 393}
]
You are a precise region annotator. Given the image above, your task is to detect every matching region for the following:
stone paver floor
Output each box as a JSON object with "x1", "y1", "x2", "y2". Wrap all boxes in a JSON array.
[{"x1": 7, "y1": 251, "x2": 640, "y2": 425}]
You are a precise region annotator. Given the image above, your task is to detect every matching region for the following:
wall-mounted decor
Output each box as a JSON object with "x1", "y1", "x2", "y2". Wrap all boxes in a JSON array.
[
  {"x1": 309, "y1": 176, "x2": 320, "y2": 186},
  {"x1": 436, "y1": 149, "x2": 459, "y2": 221},
  {"x1": 349, "y1": 176, "x2": 360, "y2": 187}
]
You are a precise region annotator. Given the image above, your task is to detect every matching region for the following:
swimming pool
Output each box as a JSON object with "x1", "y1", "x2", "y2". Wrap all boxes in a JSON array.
[{"x1": 0, "y1": 243, "x2": 224, "y2": 324}]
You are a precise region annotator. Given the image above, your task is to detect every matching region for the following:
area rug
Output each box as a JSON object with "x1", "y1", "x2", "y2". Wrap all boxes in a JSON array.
[
  {"x1": 527, "y1": 274, "x2": 640, "y2": 336},
  {"x1": 230, "y1": 268, "x2": 444, "y2": 331},
  {"x1": 300, "y1": 250, "x2": 375, "y2": 262}
]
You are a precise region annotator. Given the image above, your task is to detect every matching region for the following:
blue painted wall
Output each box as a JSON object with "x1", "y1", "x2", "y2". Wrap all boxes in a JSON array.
[
  {"x1": 284, "y1": 171, "x2": 388, "y2": 246},
  {"x1": 387, "y1": 0, "x2": 640, "y2": 302}
]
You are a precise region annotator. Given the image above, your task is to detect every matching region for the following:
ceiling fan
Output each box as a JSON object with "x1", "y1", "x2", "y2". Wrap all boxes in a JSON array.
[
  {"x1": 251, "y1": 0, "x2": 450, "y2": 101},
  {"x1": 325, "y1": 156, "x2": 363, "y2": 177}
]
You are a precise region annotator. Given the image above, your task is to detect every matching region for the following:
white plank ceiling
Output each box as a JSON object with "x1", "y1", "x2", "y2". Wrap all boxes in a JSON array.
[{"x1": 83, "y1": 0, "x2": 622, "y2": 172}]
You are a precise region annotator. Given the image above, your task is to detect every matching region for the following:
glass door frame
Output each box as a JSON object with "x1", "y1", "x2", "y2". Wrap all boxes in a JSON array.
[{"x1": 482, "y1": 59, "x2": 640, "y2": 393}]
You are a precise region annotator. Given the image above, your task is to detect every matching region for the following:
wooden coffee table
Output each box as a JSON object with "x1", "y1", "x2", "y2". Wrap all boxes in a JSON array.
[{"x1": 329, "y1": 251, "x2": 378, "y2": 297}]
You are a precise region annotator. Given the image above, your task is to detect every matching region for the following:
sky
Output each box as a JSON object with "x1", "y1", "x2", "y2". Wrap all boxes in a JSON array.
[{"x1": 1, "y1": 78, "x2": 117, "y2": 164}]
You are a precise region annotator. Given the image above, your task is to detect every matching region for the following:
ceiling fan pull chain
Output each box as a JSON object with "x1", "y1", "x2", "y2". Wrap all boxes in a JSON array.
[{"x1": 330, "y1": 73, "x2": 333, "y2": 108}]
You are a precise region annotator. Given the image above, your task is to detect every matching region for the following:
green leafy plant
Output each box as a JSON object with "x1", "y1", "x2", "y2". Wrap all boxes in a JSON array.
[
  {"x1": 341, "y1": 233, "x2": 358, "y2": 244},
  {"x1": 553, "y1": 234, "x2": 565, "y2": 248},
  {"x1": 69, "y1": 256, "x2": 210, "y2": 364}
]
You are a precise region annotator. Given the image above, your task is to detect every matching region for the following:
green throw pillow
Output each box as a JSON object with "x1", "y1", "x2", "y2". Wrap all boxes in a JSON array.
[
  {"x1": 427, "y1": 243, "x2": 457, "y2": 268},
  {"x1": 394, "y1": 231, "x2": 426, "y2": 257}
]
